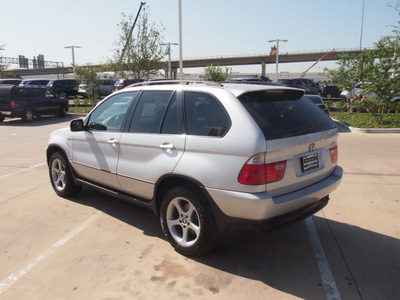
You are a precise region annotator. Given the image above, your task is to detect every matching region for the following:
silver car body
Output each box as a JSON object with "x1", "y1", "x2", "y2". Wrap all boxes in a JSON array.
[{"x1": 49, "y1": 82, "x2": 342, "y2": 222}]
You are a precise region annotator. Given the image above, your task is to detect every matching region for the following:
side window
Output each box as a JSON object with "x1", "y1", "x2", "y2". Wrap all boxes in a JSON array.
[
  {"x1": 184, "y1": 91, "x2": 230, "y2": 137},
  {"x1": 129, "y1": 91, "x2": 173, "y2": 133},
  {"x1": 161, "y1": 93, "x2": 184, "y2": 134},
  {"x1": 87, "y1": 92, "x2": 136, "y2": 132}
]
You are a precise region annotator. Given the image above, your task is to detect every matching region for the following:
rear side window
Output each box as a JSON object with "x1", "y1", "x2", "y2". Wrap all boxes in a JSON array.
[
  {"x1": 238, "y1": 90, "x2": 335, "y2": 140},
  {"x1": 184, "y1": 91, "x2": 230, "y2": 137},
  {"x1": 129, "y1": 91, "x2": 174, "y2": 133}
]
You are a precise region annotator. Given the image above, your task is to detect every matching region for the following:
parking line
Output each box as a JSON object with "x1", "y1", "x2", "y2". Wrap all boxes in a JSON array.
[
  {"x1": 0, "y1": 162, "x2": 46, "y2": 180},
  {"x1": 0, "y1": 210, "x2": 104, "y2": 295},
  {"x1": 305, "y1": 217, "x2": 341, "y2": 300}
]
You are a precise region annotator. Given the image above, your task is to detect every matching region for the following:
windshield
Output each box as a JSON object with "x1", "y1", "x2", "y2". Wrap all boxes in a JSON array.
[{"x1": 238, "y1": 90, "x2": 335, "y2": 140}]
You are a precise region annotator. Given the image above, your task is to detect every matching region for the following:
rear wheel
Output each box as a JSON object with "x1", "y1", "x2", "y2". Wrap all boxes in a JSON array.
[
  {"x1": 160, "y1": 186, "x2": 219, "y2": 256},
  {"x1": 59, "y1": 105, "x2": 67, "y2": 118},
  {"x1": 49, "y1": 152, "x2": 81, "y2": 197},
  {"x1": 22, "y1": 109, "x2": 34, "y2": 122}
]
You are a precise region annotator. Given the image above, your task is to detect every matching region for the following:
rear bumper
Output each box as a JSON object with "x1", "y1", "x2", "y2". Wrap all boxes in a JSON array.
[{"x1": 206, "y1": 166, "x2": 343, "y2": 222}]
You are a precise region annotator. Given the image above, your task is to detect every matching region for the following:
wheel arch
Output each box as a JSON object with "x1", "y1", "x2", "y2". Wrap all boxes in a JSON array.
[{"x1": 154, "y1": 174, "x2": 227, "y2": 231}]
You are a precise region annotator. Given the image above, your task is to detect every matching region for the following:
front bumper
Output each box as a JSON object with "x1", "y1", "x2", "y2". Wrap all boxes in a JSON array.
[{"x1": 206, "y1": 166, "x2": 343, "y2": 222}]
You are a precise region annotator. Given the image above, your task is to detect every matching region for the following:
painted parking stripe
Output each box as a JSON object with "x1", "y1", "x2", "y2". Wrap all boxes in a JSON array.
[
  {"x1": 305, "y1": 217, "x2": 341, "y2": 300},
  {"x1": 0, "y1": 210, "x2": 104, "y2": 295},
  {"x1": 0, "y1": 162, "x2": 46, "y2": 180}
]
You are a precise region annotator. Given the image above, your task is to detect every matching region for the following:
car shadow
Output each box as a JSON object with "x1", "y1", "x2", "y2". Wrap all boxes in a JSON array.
[
  {"x1": 66, "y1": 187, "x2": 400, "y2": 299},
  {"x1": 0, "y1": 113, "x2": 86, "y2": 127}
]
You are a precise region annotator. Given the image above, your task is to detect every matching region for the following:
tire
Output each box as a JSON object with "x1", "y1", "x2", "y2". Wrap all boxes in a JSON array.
[
  {"x1": 160, "y1": 186, "x2": 219, "y2": 256},
  {"x1": 22, "y1": 109, "x2": 34, "y2": 122},
  {"x1": 0, "y1": 114, "x2": 5, "y2": 122},
  {"x1": 59, "y1": 105, "x2": 67, "y2": 118},
  {"x1": 49, "y1": 152, "x2": 82, "y2": 197},
  {"x1": 58, "y1": 91, "x2": 67, "y2": 98}
]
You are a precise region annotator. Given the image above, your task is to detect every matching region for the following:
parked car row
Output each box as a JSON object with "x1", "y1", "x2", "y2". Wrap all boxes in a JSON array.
[{"x1": 0, "y1": 78, "x2": 139, "y2": 99}]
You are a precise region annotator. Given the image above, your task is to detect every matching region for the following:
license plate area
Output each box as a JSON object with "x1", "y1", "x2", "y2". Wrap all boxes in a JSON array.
[{"x1": 302, "y1": 153, "x2": 319, "y2": 172}]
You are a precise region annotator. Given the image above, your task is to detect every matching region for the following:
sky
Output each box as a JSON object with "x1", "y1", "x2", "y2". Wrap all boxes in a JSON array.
[{"x1": 1, "y1": 0, "x2": 399, "y2": 75}]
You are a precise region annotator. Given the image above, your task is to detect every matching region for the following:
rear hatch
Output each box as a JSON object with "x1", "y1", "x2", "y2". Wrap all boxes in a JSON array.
[{"x1": 237, "y1": 88, "x2": 338, "y2": 197}]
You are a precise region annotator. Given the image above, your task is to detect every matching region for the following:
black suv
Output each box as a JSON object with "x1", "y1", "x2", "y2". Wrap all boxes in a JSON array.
[
  {"x1": 277, "y1": 78, "x2": 321, "y2": 95},
  {"x1": 47, "y1": 79, "x2": 79, "y2": 98},
  {"x1": 321, "y1": 84, "x2": 341, "y2": 98},
  {"x1": 0, "y1": 86, "x2": 68, "y2": 122}
]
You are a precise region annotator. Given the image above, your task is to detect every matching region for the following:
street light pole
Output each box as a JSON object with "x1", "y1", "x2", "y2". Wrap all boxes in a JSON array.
[
  {"x1": 360, "y1": 0, "x2": 365, "y2": 50},
  {"x1": 178, "y1": 0, "x2": 183, "y2": 80},
  {"x1": 64, "y1": 45, "x2": 82, "y2": 77},
  {"x1": 161, "y1": 42, "x2": 178, "y2": 79},
  {"x1": 268, "y1": 39, "x2": 287, "y2": 81}
]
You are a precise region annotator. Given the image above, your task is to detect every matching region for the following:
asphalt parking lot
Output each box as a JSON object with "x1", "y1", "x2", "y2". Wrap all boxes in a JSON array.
[{"x1": 0, "y1": 114, "x2": 399, "y2": 300}]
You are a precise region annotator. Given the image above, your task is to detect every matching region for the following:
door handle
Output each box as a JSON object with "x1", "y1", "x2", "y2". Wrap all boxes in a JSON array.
[
  {"x1": 159, "y1": 143, "x2": 176, "y2": 150},
  {"x1": 107, "y1": 138, "x2": 118, "y2": 145}
]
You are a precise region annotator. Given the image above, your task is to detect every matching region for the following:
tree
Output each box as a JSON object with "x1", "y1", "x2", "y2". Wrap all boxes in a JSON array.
[
  {"x1": 324, "y1": 36, "x2": 400, "y2": 113},
  {"x1": 75, "y1": 64, "x2": 107, "y2": 106},
  {"x1": 202, "y1": 65, "x2": 231, "y2": 82},
  {"x1": 109, "y1": 10, "x2": 165, "y2": 81}
]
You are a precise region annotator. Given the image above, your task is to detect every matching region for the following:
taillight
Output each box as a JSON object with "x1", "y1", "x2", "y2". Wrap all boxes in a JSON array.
[
  {"x1": 10, "y1": 101, "x2": 15, "y2": 109},
  {"x1": 266, "y1": 161, "x2": 287, "y2": 183},
  {"x1": 329, "y1": 145, "x2": 338, "y2": 163},
  {"x1": 238, "y1": 154, "x2": 286, "y2": 185}
]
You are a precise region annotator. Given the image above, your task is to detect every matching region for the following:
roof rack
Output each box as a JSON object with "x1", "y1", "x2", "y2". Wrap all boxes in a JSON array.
[{"x1": 129, "y1": 80, "x2": 222, "y2": 88}]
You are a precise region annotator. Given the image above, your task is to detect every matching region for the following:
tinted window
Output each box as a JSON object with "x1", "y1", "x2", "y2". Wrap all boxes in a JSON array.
[
  {"x1": 87, "y1": 92, "x2": 136, "y2": 132},
  {"x1": 129, "y1": 91, "x2": 174, "y2": 133},
  {"x1": 184, "y1": 91, "x2": 230, "y2": 137},
  {"x1": 161, "y1": 93, "x2": 184, "y2": 134},
  {"x1": 238, "y1": 90, "x2": 335, "y2": 140}
]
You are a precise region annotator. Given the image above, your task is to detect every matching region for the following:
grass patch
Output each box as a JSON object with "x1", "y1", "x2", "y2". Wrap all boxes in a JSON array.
[{"x1": 331, "y1": 112, "x2": 400, "y2": 128}]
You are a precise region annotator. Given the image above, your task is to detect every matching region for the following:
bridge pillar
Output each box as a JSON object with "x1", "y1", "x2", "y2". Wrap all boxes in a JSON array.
[{"x1": 261, "y1": 61, "x2": 266, "y2": 77}]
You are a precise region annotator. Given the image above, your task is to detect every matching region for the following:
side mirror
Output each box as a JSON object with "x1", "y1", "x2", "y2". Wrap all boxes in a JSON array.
[{"x1": 70, "y1": 119, "x2": 85, "y2": 132}]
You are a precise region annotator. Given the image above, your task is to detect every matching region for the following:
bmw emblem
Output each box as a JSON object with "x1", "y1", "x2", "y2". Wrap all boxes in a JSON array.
[{"x1": 309, "y1": 143, "x2": 316, "y2": 152}]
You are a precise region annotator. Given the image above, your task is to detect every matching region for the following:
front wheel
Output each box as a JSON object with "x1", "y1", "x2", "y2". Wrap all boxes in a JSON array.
[
  {"x1": 160, "y1": 186, "x2": 219, "y2": 256},
  {"x1": 49, "y1": 152, "x2": 81, "y2": 197}
]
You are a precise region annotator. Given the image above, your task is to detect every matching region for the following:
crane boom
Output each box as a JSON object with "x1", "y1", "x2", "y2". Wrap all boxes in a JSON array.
[
  {"x1": 299, "y1": 50, "x2": 336, "y2": 78},
  {"x1": 118, "y1": 2, "x2": 146, "y2": 65}
]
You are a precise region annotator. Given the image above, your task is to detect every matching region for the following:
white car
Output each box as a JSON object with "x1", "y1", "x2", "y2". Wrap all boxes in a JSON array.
[{"x1": 47, "y1": 80, "x2": 342, "y2": 256}]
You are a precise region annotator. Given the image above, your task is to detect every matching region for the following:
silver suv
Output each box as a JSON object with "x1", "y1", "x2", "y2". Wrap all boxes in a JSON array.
[{"x1": 47, "y1": 81, "x2": 342, "y2": 256}]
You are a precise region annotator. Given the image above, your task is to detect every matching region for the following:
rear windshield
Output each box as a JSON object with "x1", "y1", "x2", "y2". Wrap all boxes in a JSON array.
[{"x1": 238, "y1": 90, "x2": 335, "y2": 140}]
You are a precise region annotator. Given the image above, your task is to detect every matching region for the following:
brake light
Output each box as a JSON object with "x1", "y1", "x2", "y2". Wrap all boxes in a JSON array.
[
  {"x1": 266, "y1": 161, "x2": 287, "y2": 183},
  {"x1": 238, "y1": 154, "x2": 286, "y2": 185},
  {"x1": 10, "y1": 101, "x2": 15, "y2": 109},
  {"x1": 329, "y1": 145, "x2": 338, "y2": 163}
]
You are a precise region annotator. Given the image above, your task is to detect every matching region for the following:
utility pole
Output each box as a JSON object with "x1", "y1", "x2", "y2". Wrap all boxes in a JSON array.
[
  {"x1": 268, "y1": 39, "x2": 288, "y2": 81},
  {"x1": 178, "y1": 0, "x2": 183, "y2": 80},
  {"x1": 161, "y1": 42, "x2": 178, "y2": 78},
  {"x1": 64, "y1": 45, "x2": 82, "y2": 77}
]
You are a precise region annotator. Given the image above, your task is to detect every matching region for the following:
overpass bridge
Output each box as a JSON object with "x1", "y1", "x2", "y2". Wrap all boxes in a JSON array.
[{"x1": 1, "y1": 48, "x2": 364, "y2": 78}]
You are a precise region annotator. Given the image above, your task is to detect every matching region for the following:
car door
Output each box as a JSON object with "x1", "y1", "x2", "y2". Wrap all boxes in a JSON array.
[
  {"x1": 117, "y1": 90, "x2": 186, "y2": 199},
  {"x1": 41, "y1": 89, "x2": 60, "y2": 113},
  {"x1": 71, "y1": 92, "x2": 137, "y2": 189}
]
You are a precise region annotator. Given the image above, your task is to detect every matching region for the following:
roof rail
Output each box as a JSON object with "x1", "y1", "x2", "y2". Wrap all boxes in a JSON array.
[{"x1": 128, "y1": 80, "x2": 222, "y2": 88}]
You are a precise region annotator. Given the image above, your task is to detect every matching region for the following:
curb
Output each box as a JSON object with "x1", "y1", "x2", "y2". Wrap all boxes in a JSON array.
[{"x1": 333, "y1": 120, "x2": 400, "y2": 134}]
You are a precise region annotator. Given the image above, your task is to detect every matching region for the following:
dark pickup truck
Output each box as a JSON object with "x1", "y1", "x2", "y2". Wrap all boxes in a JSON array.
[{"x1": 0, "y1": 85, "x2": 68, "y2": 122}]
